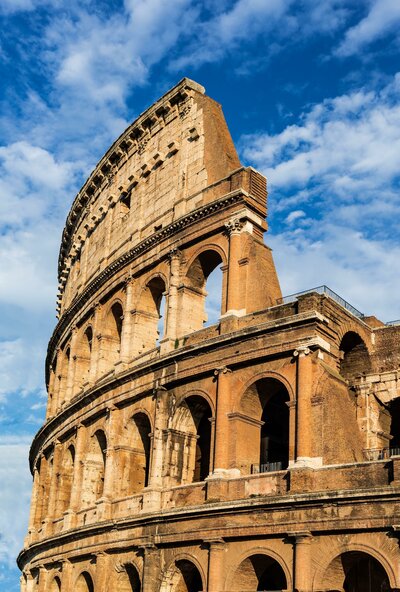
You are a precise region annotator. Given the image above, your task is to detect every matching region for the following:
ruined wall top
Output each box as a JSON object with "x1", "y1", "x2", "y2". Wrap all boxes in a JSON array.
[{"x1": 57, "y1": 78, "x2": 253, "y2": 313}]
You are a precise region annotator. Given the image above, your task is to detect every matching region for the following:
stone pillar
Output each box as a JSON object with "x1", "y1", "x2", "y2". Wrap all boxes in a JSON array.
[
  {"x1": 293, "y1": 531, "x2": 313, "y2": 592},
  {"x1": 206, "y1": 539, "x2": 226, "y2": 592},
  {"x1": 94, "y1": 551, "x2": 110, "y2": 592},
  {"x1": 141, "y1": 543, "x2": 160, "y2": 592},
  {"x1": 65, "y1": 423, "x2": 86, "y2": 528},
  {"x1": 120, "y1": 276, "x2": 134, "y2": 363},
  {"x1": 293, "y1": 347, "x2": 321, "y2": 468},
  {"x1": 90, "y1": 303, "x2": 102, "y2": 382},
  {"x1": 166, "y1": 248, "x2": 181, "y2": 342},
  {"x1": 45, "y1": 440, "x2": 63, "y2": 530},
  {"x1": 99, "y1": 406, "x2": 120, "y2": 519},
  {"x1": 149, "y1": 387, "x2": 169, "y2": 489},
  {"x1": 225, "y1": 218, "x2": 244, "y2": 316},
  {"x1": 38, "y1": 565, "x2": 48, "y2": 592},
  {"x1": 27, "y1": 466, "x2": 40, "y2": 542},
  {"x1": 61, "y1": 559, "x2": 73, "y2": 590},
  {"x1": 65, "y1": 327, "x2": 78, "y2": 403},
  {"x1": 210, "y1": 367, "x2": 237, "y2": 479}
]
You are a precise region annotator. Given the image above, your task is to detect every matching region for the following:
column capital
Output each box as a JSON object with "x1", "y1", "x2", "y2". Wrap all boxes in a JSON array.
[
  {"x1": 204, "y1": 538, "x2": 226, "y2": 550},
  {"x1": 214, "y1": 366, "x2": 231, "y2": 377},
  {"x1": 168, "y1": 247, "x2": 182, "y2": 261},
  {"x1": 288, "y1": 530, "x2": 313, "y2": 542},
  {"x1": 224, "y1": 217, "x2": 245, "y2": 236},
  {"x1": 293, "y1": 346, "x2": 311, "y2": 358}
]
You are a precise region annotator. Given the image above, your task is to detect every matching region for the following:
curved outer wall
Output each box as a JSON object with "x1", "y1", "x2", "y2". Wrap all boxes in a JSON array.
[{"x1": 19, "y1": 79, "x2": 400, "y2": 592}]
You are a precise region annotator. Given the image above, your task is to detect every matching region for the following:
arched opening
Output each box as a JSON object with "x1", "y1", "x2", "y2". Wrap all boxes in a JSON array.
[
  {"x1": 231, "y1": 554, "x2": 287, "y2": 591},
  {"x1": 170, "y1": 395, "x2": 212, "y2": 485},
  {"x1": 57, "y1": 345, "x2": 71, "y2": 404},
  {"x1": 170, "y1": 559, "x2": 203, "y2": 592},
  {"x1": 135, "y1": 277, "x2": 166, "y2": 354},
  {"x1": 340, "y1": 332, "x2": 371, "y2": 383},
  {"x1": 82, "y1": 430, "x2": 107, "y2": 506},
  {"x1": 389, "y1": 398, "x2": 400, "y2": 455},
  {"x1": 237, "y1": 378, "x2": 290, "y2": 474},
  {"x1": 116, "y1": 563, "x2": 141, "y2": 592},
  {"x1": 49, "y1": 576, "x2": 61, "y2": 592},
  {"x1": 105, "y1": 301, "x2": 124, "y2": 368},
  {"x1": 58, "y1": 444, "x2": 75, "y2": 514},
  {"x1": 75, "y1": 571, "x2": 94, "y2": 592},
  {"x1": 323, "y1": 551, "x2": 391, "y2": 592},
  {"x1": 75, "y1": 326, "x2": 93, "y2": 391},
  {"x1": 127, "y1": 412, "x2": 151, "y2": 493},
  {"x1": 181, "y1": 249, "x2": 224, "y2": 334}
]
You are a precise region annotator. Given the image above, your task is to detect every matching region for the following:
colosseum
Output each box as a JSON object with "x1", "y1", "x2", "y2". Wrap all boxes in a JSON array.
[{"x1": 18, "y1": 78, "x2": 400, "y2": 591}]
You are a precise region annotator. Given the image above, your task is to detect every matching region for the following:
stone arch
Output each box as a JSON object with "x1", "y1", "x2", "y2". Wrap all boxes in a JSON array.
[
  {"x1": 180, "y1": 247, "x2": 225, "y2": 334},
  {"x1": 124, "y1": 411, "x2": 152, "y2": 495},
  {"x1": 319, "y1": 549, "x2": 394, "y2": 591},
  {"x1": 75, "y1": 571, "x2": 94, "y2": 592},
  {"x1": 48, "y1": 575, "x2": 61, "y2": 592},
  {"x1": 135, "y1": 274, "x2": 167, "y2": 354},
  {"x1": 160, "y1": 555, "x2": 205, "y2": 592},
  {"x1": 58, "y1": 443, "x2": 75, "y2": 514},
  {"x1": 228, "y1": 551, "x2": 288, "y2": 591},
  {"x1": 339, "y1": 331, "x2": 372, "y2": 383},
  {"x1": 313, "y1": 541, "x2": 398, "y2": 590},
  {"x1": 389, "y1": 397, "x2": 400, "y2": 453},
  {"x1": 56, "y1": 342, "x2": 71, "y2": 405},
  {"x1": 169, "y1": 394, "x2": 213, "y2": 484},
  {"x1": 74, "y1": 325, "x2": 93, "y2": 391},
  {"x1": 104, "y1": 299, "x2": 124, "y2": 368},
  {"x1": 82, "y1": 429, "x2": 107, "y2": 506},
  {"x1": 234, "y1": 376, "x2": 291, "y2": 474},
  {"x1": 115, "y1": 562, "x2": 141, "y2": 591}
]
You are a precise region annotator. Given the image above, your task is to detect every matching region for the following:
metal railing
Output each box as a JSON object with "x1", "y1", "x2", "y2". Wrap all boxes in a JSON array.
[
  {"x1": 251, "y1": 461, "x2": 284, "y2": 474},
  {"x1": 363, "y1": 447, "x2": 400, "y2": 461},
  {"x1": 386, "y1": 319, "x2": 400, "y2": 326},
  {"x1": 278, "y1": 285, "x2": 364, "y2": 319}
]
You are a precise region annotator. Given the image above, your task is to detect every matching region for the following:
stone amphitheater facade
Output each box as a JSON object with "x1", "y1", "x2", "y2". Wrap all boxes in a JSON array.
[{"x1": 19, "y1": 79, "x2": 400, "y2": 591}]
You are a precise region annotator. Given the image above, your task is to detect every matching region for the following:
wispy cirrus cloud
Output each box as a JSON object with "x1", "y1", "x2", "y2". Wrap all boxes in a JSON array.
[{"x1": 336, "y1": 0, "x2": 400, "y2": 57}]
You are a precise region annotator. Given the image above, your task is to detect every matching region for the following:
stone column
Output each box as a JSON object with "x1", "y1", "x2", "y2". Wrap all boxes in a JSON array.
[
  {"x1": 166, "y1": 248, "x2": 181, "y2": 342},
  {"x1": 293, "y1": 346, "x2": 320, "y2": 468},
  {"x1": 65, "y1": 423, "x2": 86, "y2": 528},
  {"x1": 206, "y1": 539, "x2": 226, "y2": 592},
  {"x1": 27, "y1": 466, "x2": 40, "y2": 542},
  {"x1": 149, "y1": 387, "x2": 169, "y2": 489},
  {"x1": 225, "y1": 218, "x2": 244, "y2": 316},
  {"x1": 292, "y1": 531, "x2": 313, "y2": 592},
  {"x1": 99, "y1": 406, "x2": 120, "y2": 519},
  {"x1": 210, "y1": 367, "x2": 237, "y2": 478},
  {"x1": 65, "y1": 327, "x2": 78, "y2": 403},
  {"x1": 45, "y1": 440, "x2": 63, "y2": 530},
  {"x1": 141, "y1": 543, "x2": 160, "y2": 592},
  {"x1": 94, "y1": 551, "x2": 110, "y2": 592},
  {"x1": 38, "y1": 565, "x2": 48, "y2": 592},
  {"x1": 61, "y1": 559, "x2": 73, "y2": 590},
  {"x1": 120, "y1": 276, "x2": 134, "y2": 363},
  {"x1": 90, "y1": 303, "x2": 103, "y2": 382}
]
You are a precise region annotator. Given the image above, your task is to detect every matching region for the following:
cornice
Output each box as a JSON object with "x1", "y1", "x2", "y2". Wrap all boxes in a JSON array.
[{"x1": 18, "y1": 485, "x2": 400, "y2": 570}]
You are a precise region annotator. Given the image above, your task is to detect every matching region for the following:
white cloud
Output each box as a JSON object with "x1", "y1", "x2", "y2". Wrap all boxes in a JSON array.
[
  {"x1": 337, "y1": 0, "x2": 400, "y2": 57},
  {"x1": 242, "y1": 74, "x2": 400, "y2": 321},
  {"x1": 0, "y1": 437, "x2": 32, "y2": 569}
]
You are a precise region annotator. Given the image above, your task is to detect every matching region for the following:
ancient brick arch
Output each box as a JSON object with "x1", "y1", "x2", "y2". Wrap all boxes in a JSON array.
[
  {"x1": 226, "y1": 549, "x2": 290, "y2": 592},
  {"x1": 313, "y1": 543, "x2": 397, "y2": 591},
  {"x1": 74, "y1": 571, "x2": 94, "y2": 592},
  {"x1": 160, "y1": 555, "x2": 205, "y2": 592}
]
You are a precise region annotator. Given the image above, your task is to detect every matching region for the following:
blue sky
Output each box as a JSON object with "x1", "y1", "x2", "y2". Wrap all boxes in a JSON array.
[{"x1": 1, "y1": 0, "x2": 400, "y2": 589}]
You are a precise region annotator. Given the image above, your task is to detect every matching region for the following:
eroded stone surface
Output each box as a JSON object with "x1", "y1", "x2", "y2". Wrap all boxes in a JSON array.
[{"x1": 20, "y1": 79, "x2": 400, "y2": 592}]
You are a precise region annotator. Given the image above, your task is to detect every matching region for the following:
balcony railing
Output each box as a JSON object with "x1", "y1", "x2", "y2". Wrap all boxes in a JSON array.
[
  {"x1": 251, "y1": 462, "x2": 284, "y2": 474},
  {"x1": 363, "y1": 447, "x2": 400, "y2": 461},
  {"x1": 278, "y1": 285, "x2": 364, "y2": 319}
]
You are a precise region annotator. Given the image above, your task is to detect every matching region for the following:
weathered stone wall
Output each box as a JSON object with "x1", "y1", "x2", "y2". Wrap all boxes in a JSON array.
[{"x1": 20, "y1": 79, "x2": 400, "y2": 592}]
